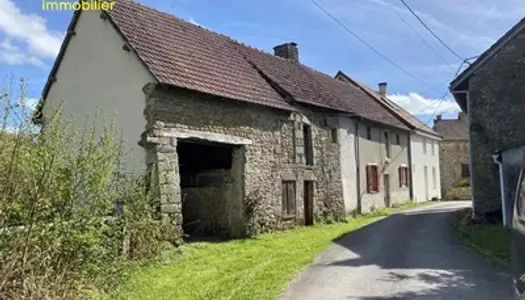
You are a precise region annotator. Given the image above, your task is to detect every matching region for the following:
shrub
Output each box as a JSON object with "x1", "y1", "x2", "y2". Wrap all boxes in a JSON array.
[
  {"x1": 244, "y1": 189, "x2": 274, "y2": 237},
  {"x1": 0, "y1": 80, "x2": 162, "y2": 299},
  {"x1": 456, "y1": 178, "x2": 471, "y2": 187}
]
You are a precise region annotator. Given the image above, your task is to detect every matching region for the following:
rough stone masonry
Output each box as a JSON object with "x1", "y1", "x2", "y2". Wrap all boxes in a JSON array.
[
  {"x1": 139, "y1": 83, "x2": 345, "y2": 241},
  {"x1": 468, "y1": 29, "x2": 525, "y2": 219}
]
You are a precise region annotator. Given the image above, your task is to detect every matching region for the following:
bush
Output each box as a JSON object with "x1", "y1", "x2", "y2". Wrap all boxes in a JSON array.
[
  {"x1": 456, "y1": 178, "x2": 470, "y2": 187},
  {"x1": 0, "y1": 80, "x2": 162, "y2": 299}
]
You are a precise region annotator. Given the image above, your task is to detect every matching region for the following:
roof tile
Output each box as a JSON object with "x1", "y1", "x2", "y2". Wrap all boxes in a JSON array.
[{"x1": 106, "y1": 0, "x2": 408, "y2": 129}]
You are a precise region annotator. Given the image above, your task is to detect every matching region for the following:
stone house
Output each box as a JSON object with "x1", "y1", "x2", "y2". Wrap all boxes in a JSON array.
[
  {"x1": 34, "y1": 0, "x2": 411, "y2": 239},
  {"x1": 336, "y1": 72, "x2": 442, "y2": 203},
  {"x1": 433, "y1": 113, "x2": 470, "y2": 200},
  {"x1": 450, "y1": 17, "x2": 525, "y2": 222}
]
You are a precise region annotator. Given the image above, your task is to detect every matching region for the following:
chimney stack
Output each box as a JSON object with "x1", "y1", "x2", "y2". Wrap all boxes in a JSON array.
[
  {"x1": 273, "y1": 42, "x2": 299, "y2": 62},
  {"x1": 378, "y1": 82, "x2": 387, "y2": 96},
  {"x1": 458, "y1": 111, "x2": 467, "y2": 120},
  {"x1": 435, "y1": 115, "x2": 442, "y2": 122}
]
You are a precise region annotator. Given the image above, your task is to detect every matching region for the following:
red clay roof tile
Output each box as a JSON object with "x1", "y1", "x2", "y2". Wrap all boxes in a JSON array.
[{"x1": 106, "y1": 0, "x2": 409, "y2": 130}]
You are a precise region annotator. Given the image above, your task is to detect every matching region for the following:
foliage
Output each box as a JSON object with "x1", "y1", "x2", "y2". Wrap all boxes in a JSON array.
[
  {"x1": 0, "y1": 79, "x2": 162, "y2": 299},
  {"x1": 244, "y1": 189, "x2": 274, "y2": 237},
  {"x1": 456, "y1": 178, "x2": 471, "y2": 187}
]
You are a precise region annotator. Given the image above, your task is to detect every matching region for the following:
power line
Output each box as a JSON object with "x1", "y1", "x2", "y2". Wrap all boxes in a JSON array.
[
  {"x1": 399, "y1": 0, "x2": 466, "y2": 62},
  {"x1": 376, "y1": 61, "x2": 465, "y2": 174},
  {"x1": 385, "y1": 0, "x2": 456, "y2": 73},
  {"x1": 308, "y1": 0, "x2": 430, "y2": 88}
]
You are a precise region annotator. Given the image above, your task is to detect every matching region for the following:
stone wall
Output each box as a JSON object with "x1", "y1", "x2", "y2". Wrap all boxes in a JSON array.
[
  {"x1": 439, "y1": 141, "x2": 471, "y2": 200},
  {"x1": 445, "y1": 187, "x2": 471, "y2": 201},
  {"x1": 468, "y1": 28, "x2": 525, "y2": 217},
  {"x1": 140, "y1": 84, "x2": 345, "y2": 240},
  {"x1": 181, "y1": 169, "x2": 231, "y2": 236}
]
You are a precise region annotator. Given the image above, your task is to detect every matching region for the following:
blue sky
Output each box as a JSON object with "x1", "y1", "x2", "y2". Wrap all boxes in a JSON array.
[{"x1": 1, "y1": 0, "x2": 524, "y2": 126}]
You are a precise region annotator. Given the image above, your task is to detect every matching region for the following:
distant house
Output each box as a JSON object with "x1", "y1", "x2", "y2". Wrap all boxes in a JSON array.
[
  {"x1": 450, "y1": 17, "x2": 525, "y2": 223},
  {"x1": 336, "y1": 72, "x2": 442, "y2": 203},
  {"x1": 34, "y1": 0, "x2": 416, "y2": 239},
  {"x1": 433, "y1": 113, "x2": 470, "y2": 200}
]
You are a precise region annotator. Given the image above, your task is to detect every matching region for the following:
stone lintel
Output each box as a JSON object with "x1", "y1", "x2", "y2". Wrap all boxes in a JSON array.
[
  {"x1": 304, "y1": 170, "x2": 317, "y2": 181},
  {"x1": 281, "y1": 171, "x2": 297, "y2": 181},
  {"x1": 156, "y1": 128, "x2": 253, "y2": 145}
]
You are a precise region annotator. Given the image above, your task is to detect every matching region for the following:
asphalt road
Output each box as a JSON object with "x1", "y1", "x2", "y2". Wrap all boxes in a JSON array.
[{"x1": 281, "y1": 201, "x2": 514, "y2": 300}]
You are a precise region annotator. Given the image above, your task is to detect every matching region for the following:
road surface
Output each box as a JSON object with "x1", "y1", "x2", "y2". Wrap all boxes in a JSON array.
[{"x1": 281, "y1": 201, "x2": 513, "y2": 300}]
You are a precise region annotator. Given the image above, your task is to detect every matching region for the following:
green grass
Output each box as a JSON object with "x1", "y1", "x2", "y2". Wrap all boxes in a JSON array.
[
  {"x1": 108, "y1": 200, "x2": 434, "y2": 300},
  {"x1": 452, "y1": 208, "x2": 511, "y2": 270}
]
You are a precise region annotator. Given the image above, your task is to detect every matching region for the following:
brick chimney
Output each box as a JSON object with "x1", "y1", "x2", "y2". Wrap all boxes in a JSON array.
[
  {"x1": 435, "y1": 115, "x2": 442, "y2": 122},
  {"x1": 273, "y1": 42, "x2": 299, "y2": 62},
  {"x1": 378, "y1": 82, "x2": 387, "y2": 96},
  {"x1": 458, "y1": 111, "x2": 467, "y2": 120}
]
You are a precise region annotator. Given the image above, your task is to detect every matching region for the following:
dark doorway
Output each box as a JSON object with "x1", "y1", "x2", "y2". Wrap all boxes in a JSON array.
[
  {"x1": 304, "y1": 181, "x2": 314, "y2": 226},
  {"x1": 177, "y1": 139, "x2": 235, "y2": 238}
]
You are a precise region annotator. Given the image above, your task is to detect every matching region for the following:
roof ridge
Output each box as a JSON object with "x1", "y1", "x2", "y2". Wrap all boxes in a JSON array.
[
  {"x1": 336, "y1": 71, "x2": 440, "y2": 136},
  {"x1": 114, "y1": 0, "x2": 378, "y2": 99},
  {"x1": 101, "y1": 0, "x2": 409, "y2": 129}
]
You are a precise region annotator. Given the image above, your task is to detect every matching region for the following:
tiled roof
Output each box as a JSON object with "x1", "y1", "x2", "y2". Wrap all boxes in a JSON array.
[
  {"x1": 335, "y1": 71, "x2": 440, "y2": 138},
  {"x1": 433, "y1": 116, "x2": 468, "y2": 141},
  {"x1": 236, "y1": 46, "x2": 408, "y2": 128},
  {"x1": 41, "y1": 0, "x2": 409, "y2": 130},
  {"x1": 106, "y1": 0, "x2": 293, "y2": 111}
]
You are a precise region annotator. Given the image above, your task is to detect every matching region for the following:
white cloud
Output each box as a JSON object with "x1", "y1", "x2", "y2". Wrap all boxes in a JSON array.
[
  {"x1": 0, "y1": 0, "x2": 63, "y2": 65},
  {"x1": 189, "y1": 17, "x2": 206, "y2": 29},
  {"x1": 388, "y1": 92, "x2": 461, "y2": 116},
  {"x1": 0, "y1": 38, "x2": 46, "y2": 67},
  {"x1": 22, "y1": 97, "x2": 39, "y2": 111}
]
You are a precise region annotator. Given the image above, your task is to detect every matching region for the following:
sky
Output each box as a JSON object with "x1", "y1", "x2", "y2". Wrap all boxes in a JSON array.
[{"x1": 0, "y1": 0, "x2": 524, "y2": 127}]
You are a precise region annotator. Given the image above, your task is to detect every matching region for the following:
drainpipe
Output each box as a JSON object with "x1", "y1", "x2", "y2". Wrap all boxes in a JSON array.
[
  {"x1": 354, "y1": 117, "x2": 362, "y2": 214},
  {"x1": 492, "y1": 151, "x2": 507, "y2": 227}
]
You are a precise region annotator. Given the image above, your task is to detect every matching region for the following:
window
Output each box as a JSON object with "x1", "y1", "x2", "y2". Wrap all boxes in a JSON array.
[
  {"x1": 432, "y1": 167, "x2": 437, "y2": 189},
  {"x1": 384, "y1": 132, "x2": 390, "y2": 158},
  {"x1": 461, "y1": 163, "x2": 470, "y2": 178},
  {"x1": 366, "y1": 126, "x2": 372, "y2": 140},
  {"x1": 396, "y1": 134, "x2": 401, "y2": 146},
  {"x1": 423, "y1": 138, "x2": 427, "y2": 155},
  {"x1": 331, "y1": 128, "x2": 338, "y2": 143},
  {"x1": 282, "y1": 181, "x2": 296, "y2": 217},
  {"x1": 366, "y1": 164, "x2": 379, "y2": 193},
  {"x1": 303, "y1": 124, "x2": 314, "y2": 166},
  {"x1": 398, "y1": 166, "x2": 410, "y2": 187},
  {"x1": 431, "y1": 140, "x2": 435, "y2": 156}
]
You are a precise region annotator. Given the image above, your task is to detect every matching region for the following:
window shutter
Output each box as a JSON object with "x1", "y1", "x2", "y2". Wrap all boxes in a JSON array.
[
  {"x1": 375, "y1": 166, "x2": 380, "y2": 192},
  {"x1": 398, "y1": 167, "x2": 403, "y2": 187},
  {"x1": 366, "y1": 165, "x2": 372, "y2": 193}
]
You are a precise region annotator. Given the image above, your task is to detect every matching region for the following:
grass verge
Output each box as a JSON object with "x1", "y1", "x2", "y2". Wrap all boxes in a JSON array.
[
  {"x1": 452, "y1": 208, "x2": 510, "y2": 270},
  {"x1": 108, "y1": 200, "x2": 435, "y2": 300}
]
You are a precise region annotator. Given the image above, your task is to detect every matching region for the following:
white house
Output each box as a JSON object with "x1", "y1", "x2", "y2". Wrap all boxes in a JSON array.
[{"x1": 336, "y1": 72, "x2": 442, "y2": 202}]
